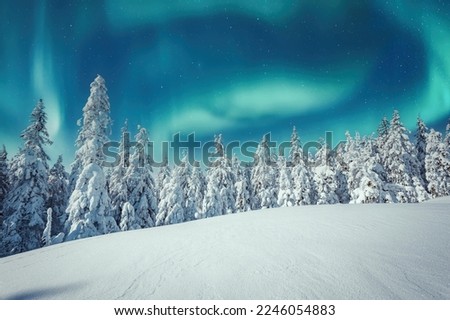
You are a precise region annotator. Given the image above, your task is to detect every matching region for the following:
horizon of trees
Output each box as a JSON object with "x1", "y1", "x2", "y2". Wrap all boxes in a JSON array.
[{"x1": 0, "y1": 75, "x2": 449, "y2": 257}]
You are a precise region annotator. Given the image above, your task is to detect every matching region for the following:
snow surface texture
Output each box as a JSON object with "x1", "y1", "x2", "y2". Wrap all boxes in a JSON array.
[{"x1": 0, "y1": 198, "x2": 449, "y2": 300}]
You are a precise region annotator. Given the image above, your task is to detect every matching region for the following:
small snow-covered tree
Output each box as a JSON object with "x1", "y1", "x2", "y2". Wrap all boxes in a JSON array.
[
  {"x1": 47, "y1": 155, "x2": 68, "y2": 237},
  {"x1": 65, "y1": 75, "x2": 118, "y2": 241},
  {"x1": 415, "y1": 117, "x2": 428, "y2": 187},
  {"x1": 156, "y1": 172, "x2": 185, "y2": 226},
  {"x1": 425, "y1": 129, "x2": 450, "y2": 197},
  {"x1": 289, "y1": 127, "x2": 315, "y2": 205},
  {"x1": 42, "y1": 208, "x2": 52, "y2": 246},
  {"x1": 377, "y1": 116, "x2": 390, "y2": 139},
  {"x1": 277, "y1": 157, "x2": 294, "y2": 207},
  {"x1": 0, "y1": 145, "x2": 9, "y2": 219},
  {"x1": 376, "y1": 116, "x2": 390, "y2": 157},
  {"x1": 109, "y1": 120, "x2": 130, "y2": 224},
  {"x1": 1, "y1": 99, "x2": 52, "y2": 255},
  {"x1": 314, "y1": 142, "x2": 339, "y2": 205},
  {"x1": 120, "y1": 202, "x2": 139, "y2": 231},
  {"x1": 202, "y1": 135, "x2": 236, "y2": 217},
  {"x1": 251, "y1": 134, "x2": 278, "y2": 209},
  {"x1": 188, "y1": 164, "x2": 206, "y2": 219},
  {"x1": 234, "y1": 158, "x2": 251, "y2": 213},
  {"x1": 156, "y1": 152, "x2": 199, "y2": 225},
  {"x1": 124, "y1": 126, "x2": 157, "y2": 228},
  {"x1": 334, "y1": 141, "x2": 350, "y2": 204},
  {"x1": 346, "y1": 136, "x2": 385, "y2": 204},
  {"x1": 156, "y1": 159, "x2": 171, "y2": 202},
  {"x1": 200, "y1": 177, "x2": 222, "y2": 219},
  {"x1": 65, "y1": 163, "x2": 118, "y2": 240},
  {"x1": 342, "y1": 132, "x2": 359, "y2": 193},
  {"x1": 174, "y1": 155, "x2": 193, "y2": 220}
]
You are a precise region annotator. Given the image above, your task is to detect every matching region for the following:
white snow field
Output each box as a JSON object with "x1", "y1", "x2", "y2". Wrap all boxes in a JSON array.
[{"x1": 1, "y1": 198, "x2": 449, "y2": 300}]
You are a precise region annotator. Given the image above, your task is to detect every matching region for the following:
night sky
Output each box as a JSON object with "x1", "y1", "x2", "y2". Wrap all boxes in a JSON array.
[{"x1": 1, "y1": 0, "x2": 450, "y2": 163}]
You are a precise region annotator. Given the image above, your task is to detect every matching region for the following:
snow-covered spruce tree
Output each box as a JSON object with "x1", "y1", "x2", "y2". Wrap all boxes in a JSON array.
[
  {"x1": 120, "y1": 202, "x2": 139, "y2": 231},
  {"x1": 415, "y1": 117, "x2": 429, "y2": 188},
  {"x1": 124, "y1": 126, "x2": 157, "y2": 228},
  {"x1": 377, "y1": 116, "x2": 390, "y2": 139},
  {"x1": 0, "y1": 145, "x2": 9, "y2": 221},
  {"x1": 156, "y1": 158, "x2": 171, "y2": 203},
  {"x1": 346, "y1": 135, "x2": 385, "y2": 203},
  {"x1": 156, "y1": 167, "x2": 186, "y2": 226},
  {"x1": 65, "y1": 75, "x2": 118, "y2": 241},
  {"x1": 47, "y1": 155, "x2": 69, "y2": 237},
  {"x1": 277, "y1": 157, "x2": 294, "y2": 207},
  {"x1": 313, "y1": 142, "x2": 339, "y2": 205},
  {"x1": 425, "y1": 129, "x2": 450, "y2": 197},
  {"x1": 234, "y1": 157, "x2": 252, "y2": 213},
  {"x1": 175, "y1": 155, "x2": 193, "y2": 220},
  {"x1": 334, "y1": 141, "x2": 350, "y2": 204},
  {"x1": 289, "y1": 127, "x2": 315, "y2": 205},
  {"x1": 342, "y1": 131, "x2": 359, "y2": 194},
  {"x1": 188, "y1": 164, "x2": 206, "y2": 220},
  {"x1": 378, "y1": 110, "x2": 428, "y2": 203},
  {"x1": 109, "y1": 120, "x2": 130, "y2": 225},
  {"x1": 375, "y1": 116, "x2": 390, "y2": 156},
  {"x1": 251, "y1": 134, "x2": 278, "y2": 209},
  {"x1": 68, "y1": 75, "x2": 113, "y2": 193},
  {"x1": 202, "y1": 135, "x2": 236, "y2": 217},
  {"x1": 1, "y1": 99, "x2": 52, "y2": 255}
]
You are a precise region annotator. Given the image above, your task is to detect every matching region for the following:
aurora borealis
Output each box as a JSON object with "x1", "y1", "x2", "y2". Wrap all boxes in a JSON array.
[{"x1": 1, "y1": 1, "x2": 450, "y2": 162}]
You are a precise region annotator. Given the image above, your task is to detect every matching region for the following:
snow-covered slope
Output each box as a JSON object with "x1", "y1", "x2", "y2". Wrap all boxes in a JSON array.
[{"x1": 1, "y1": 199, "x2": 450, "y2": 300}]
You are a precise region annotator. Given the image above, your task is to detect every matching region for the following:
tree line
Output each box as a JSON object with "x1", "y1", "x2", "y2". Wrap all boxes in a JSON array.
[{"x1": 0, "y1": 75, "x2": 449, "y2": 256}]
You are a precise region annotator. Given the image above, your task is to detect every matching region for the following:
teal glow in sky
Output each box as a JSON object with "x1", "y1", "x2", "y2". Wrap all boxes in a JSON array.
[{"x1": 1, "y1": 0, "x2": 449, "y2": 161}]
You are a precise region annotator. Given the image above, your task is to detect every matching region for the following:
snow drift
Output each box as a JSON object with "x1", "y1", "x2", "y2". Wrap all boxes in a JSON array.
[{"x1": 0, "y1": 198, "x2": 449, "y2": 300}]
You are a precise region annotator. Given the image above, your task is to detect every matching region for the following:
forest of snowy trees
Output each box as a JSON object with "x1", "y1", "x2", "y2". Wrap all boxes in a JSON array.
[{"x1": 1, "y1": 75, "x2": 449, "y2": 257}]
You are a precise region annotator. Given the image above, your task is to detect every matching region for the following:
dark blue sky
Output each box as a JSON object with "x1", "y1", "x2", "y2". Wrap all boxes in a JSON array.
[{"x1": 1, "y1": 0, "x2": 449, "y2": 162}]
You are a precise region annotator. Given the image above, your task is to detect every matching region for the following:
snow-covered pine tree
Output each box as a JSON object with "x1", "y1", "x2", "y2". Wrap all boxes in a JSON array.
[
  {"x1": 42, "y1": 208, "x2": 52, "y2": 246},
  {"x1": 188, "y1": 164, "x2": 206, "y2": 220},
  {"x1": 378, "y1": 110, "x2": 428, "y2": 202},
  {"x1": 375, "y1": 116, "x2": 390, "y2": 156},
  {"x1": 342, "y1": 131, "x2": 359, "y2": 194},
  {"x1": 200, "y1": 174, "x2": 222, "y2": 219},
  {"x1": 277, "y1": 157, "x2": 294, "y2": 207},
  {"x1": 109, "y1": 120, "x2": 130, "y2": 225},
  {"x1": 65, "y1": 163, "x2": 118, "y2": 240},
  {"x1": 175, "y1": 154, "x2": 193, "y2": 220},
  {"x1": 415, "y1": 117, "x2": 429, "y2": 187},
  {"x1": 234, "y1": 158, "x2": 251, "y2": 213},
  {"x1": 377, "y1": 116, "x2": 390, "y2": 138},
  {"x1": 334, "y1": 141, "x2": 350, "y2": 204},
  {"x1": 68, "y1": 75, "x2": 113, "y2": 193},
  {"x1": 0, "y1": 145, "x2": 9, "y2": 221},
  {"x1": 313, "y1": 142, "x2": 339, "y2": 205},
  {"x1": 156, "y1": 157, "x2": 171, "y2": 203},
  {"x1": 120, "y1": 202, "x2": 139, "y2": 231},
  {"x1": 124, "y1": 126, "x2": 157, "y2": 228},
  {"x1": 346, "y1": 135, "x2": 385, "y2": 203},
  {"x1": 47, "y1": 155, "x2": 68, "y2": 237},
  {"x1": 156, "y1": 169, "x2": 185, "y2": 225},
  {"x1": 289, "y1": 127, "x2": 315, "y2": 205},
  {"x1": 425, "y1": 129, "x2": 450, "y2": 197},
  {"x1": 1, "y1": 99, "x2": 52, "y2": 255},
  {"x1": 202, "y1": 135, "x2": 236, "y2": 217},
  {"x1": 65, "y1": 75, "x2": 118, "y2": 241},
  {"x1": 251, "y1": 134, "x2": 278, "y2": 209}
]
